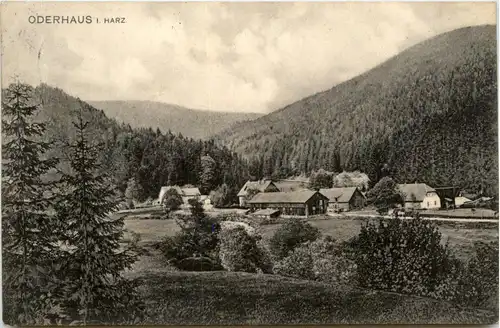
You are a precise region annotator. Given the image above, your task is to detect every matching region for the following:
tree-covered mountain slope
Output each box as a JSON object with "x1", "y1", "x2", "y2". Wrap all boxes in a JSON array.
[
  {"x1": 88, "y1": 100, "x2": 261, "y2": 140},
  {"x1": 216, "y1": 25, "x2": 497, "y2": 196},
  {"x1": 3, "y1": 84, "x2": 250, "y2": 200}
]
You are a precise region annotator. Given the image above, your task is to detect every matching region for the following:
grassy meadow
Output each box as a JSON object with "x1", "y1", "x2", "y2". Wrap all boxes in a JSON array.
[
  {"x1": 118, "y1": 208, "x2": 498, "y2": 324},
  {"x1": 132, "y1": 271, "x2": 496, "y2": 325},
  {"x1": 122, "y1": 211, "x2": 498, "y2": 261}
]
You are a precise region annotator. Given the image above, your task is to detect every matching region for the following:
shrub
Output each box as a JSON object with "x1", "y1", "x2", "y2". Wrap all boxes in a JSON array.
[
  {"x1": 274, "y1": 236, "x2": 357, "y2": 284},
  {"x1": 432, "y1": 241, "x2": 499, "y2": 308},
  {"x1": 162, "y1": 188, "x2": 183, "y2": 211},
  {"x1": 269, "y1": 219, "x2": 320, "y2": 260},
  {"x1": 156, "y1": 200, "x2": 221, "y2": 270},
  {"x1": 209, "y1": 184, "x2": 233, "y2": 208},
  {"x1": 350, "y1": 217, "x2": 454, "y2": 297},
  {"x1": 218, "y1": 226, "x2": 272, "y2": 273},
  {"x1": 273, "y1": 246, "x2": 315, "y2": 280},
  {"x1": 308, "y1": 237, "x2": 358, "y2": 284}
]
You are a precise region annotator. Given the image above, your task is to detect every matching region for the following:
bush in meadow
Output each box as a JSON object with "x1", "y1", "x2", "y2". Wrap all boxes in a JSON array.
[
  {"x1": 350, "y1": 217, "x2": 455, "y2": 297},
  {"x1": 273, "y1": 245, "x2": 316, "y2": 280},
  {"x1": 269, "y1": 219, "x2": 320, "y2": 260},
  {"x1": 218, "y1": 225, "x2": 273, "y2": 273},
  {"x1": 432, "y1": 240, "x2": 499, "y2": 309},
  {"x1": 274, "y1": 236, "x2": 357, "y2": 284}
]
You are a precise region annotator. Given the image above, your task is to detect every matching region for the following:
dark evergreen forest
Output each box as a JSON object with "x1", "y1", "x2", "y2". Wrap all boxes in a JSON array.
[
  {"x1": 24, "y1": 84, "x2": 250, "y2": 202},
  {"x1": 216, "y1": 25, "x2": 498, "y2": 196}
]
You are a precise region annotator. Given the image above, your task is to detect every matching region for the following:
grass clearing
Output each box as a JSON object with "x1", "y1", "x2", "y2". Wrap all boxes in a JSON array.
[
  {"x1": 123, "y1": 215, "x2": 498, "y2": 261},
  {"x1": 134, "y1": 271, "x2": 497, "y2": 325}
]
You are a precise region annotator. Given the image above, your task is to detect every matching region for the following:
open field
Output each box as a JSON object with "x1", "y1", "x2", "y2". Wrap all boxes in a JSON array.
[
  {"x1": 132, "y1": 270, "x2": 497, "y2": 325},
  {"x1": 123, "y1": 214, "x2": 498, "y2": 261}
]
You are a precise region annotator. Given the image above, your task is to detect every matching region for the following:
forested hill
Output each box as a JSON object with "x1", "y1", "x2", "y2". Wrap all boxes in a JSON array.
[
  {"x1": 216, "y1": 25, "x2": 498, "y2": 196},
  {"x1": 10, "y1": 84, "x2": 250, "y2": 200},
  {"x1": 88, "y1": 100, "x2": 261, "y2": 140}
]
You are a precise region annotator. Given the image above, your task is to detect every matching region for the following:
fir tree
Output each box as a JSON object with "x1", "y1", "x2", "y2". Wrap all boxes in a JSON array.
[
  {"x1": 200, "y1": 154, "x2": 216, "y2": 194},
  {"x1": 124, "y1": 177, "x2": 142, "y2": 209},
  {"x1": 1, "y1": 83, "x2": 62, "y2": 325},
  {"x1": 54, "y1": 107, "x2": 143, "y2": 324}
]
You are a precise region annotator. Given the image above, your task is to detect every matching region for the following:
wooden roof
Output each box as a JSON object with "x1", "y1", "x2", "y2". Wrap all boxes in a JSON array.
[
  {"x1": 237, "y1": 180, "x2": 277, "y2": 197},
  {"x1": 248, "y1": 190, "x2": 327, "y2": 204},
  {"x1": 319, "y1": 187, "x2": 361, "y2": 203},
  {"x1": 398, "y1": 183, "x2": 436, "y2": 202}
]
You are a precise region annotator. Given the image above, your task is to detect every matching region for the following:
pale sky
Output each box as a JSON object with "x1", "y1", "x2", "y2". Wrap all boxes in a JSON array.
[{"x1": 1, "y1": 2, "x2": 496, "y2": 113}]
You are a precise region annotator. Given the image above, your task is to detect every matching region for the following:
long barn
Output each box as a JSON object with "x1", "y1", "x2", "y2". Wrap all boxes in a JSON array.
[{"x1": 247, "y1": 190, "x2": 328, "y2": 217}]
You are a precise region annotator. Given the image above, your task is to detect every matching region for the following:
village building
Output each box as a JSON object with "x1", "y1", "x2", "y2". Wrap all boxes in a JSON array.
[
  {"x1": 247, "y1": 190, "x2": 328, "y2": 217},
  {"x1": 398, "y1": 183, "x2": 441, "y2": 209},
  {"x1": 158, "y1": 186, "x2": 202, "y2": 205},
  {"x1": 237, "y1": 179, "x2": 280, "y2": 207},
  {"x1": 319, "y1": 187, "x2": 366, "y2": 212}
]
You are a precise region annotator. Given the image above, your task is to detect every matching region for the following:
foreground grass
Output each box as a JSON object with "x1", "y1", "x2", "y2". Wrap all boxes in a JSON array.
[{"x1": 133, "y1": 271, "x2": 497, "y2": 325}]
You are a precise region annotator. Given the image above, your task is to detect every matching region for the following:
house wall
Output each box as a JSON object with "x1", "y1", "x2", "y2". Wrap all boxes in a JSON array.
[
  {"x1": 249, "y1": 203, "x2": 307, "y2": 216},
  {"x1": 249, "y1": 194, "x2": 328, "y2": 217},
  {"x1": 349, "y1": 191, "x2": 365, "y2": 209},
  {"x1": 328, "y1": 202, "x2": 350, "y2": 211},
  {"x1": 305, "y1": 194, "x2": 328, "y2": 215},
  {"x1": 239, "y1": 196, "x2": 246, "y2": 207},
  {"x1": 421, "y1": 194, "x2": 441, "y2": 209},
  {"x1": 404, "y1": 194, "x2": 441, "y2": 210}
]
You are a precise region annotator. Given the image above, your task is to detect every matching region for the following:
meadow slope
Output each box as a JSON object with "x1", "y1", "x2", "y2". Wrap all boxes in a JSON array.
[{"x1": 134, "y1": 271, "x2": 497, "y2": 325}]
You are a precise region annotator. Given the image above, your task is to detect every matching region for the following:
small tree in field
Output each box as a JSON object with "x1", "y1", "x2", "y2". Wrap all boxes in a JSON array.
[
  {"x1": 365, "y1": 176, "x2": 404, "y2": 214},
  {"x1": 54, "y1": 107, "x2": 143, "y2": 324},
  {"x1": 200, "y1": 154, "x2": 217, "y2": 194},
  {"x1": 124, "y1": 178, "x2": 141, "y2": 209},
  {"x1": 1, "y1": 83, "x2": 62, "y2": 325},
  {"x1": 209, "y1": 183, "x2": 233, "y2": 208},
  {"x1": 162, "y1": 188, "x2": 183, "y2": 212},
  {"x1": 174, "y1": 199, "x2": 221, "y2": 260}
]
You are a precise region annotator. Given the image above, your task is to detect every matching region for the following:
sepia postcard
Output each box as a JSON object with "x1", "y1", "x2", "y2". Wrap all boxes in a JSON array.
[{"x1": 1, "y1": 1, "x2": 498, "y2": 326}]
